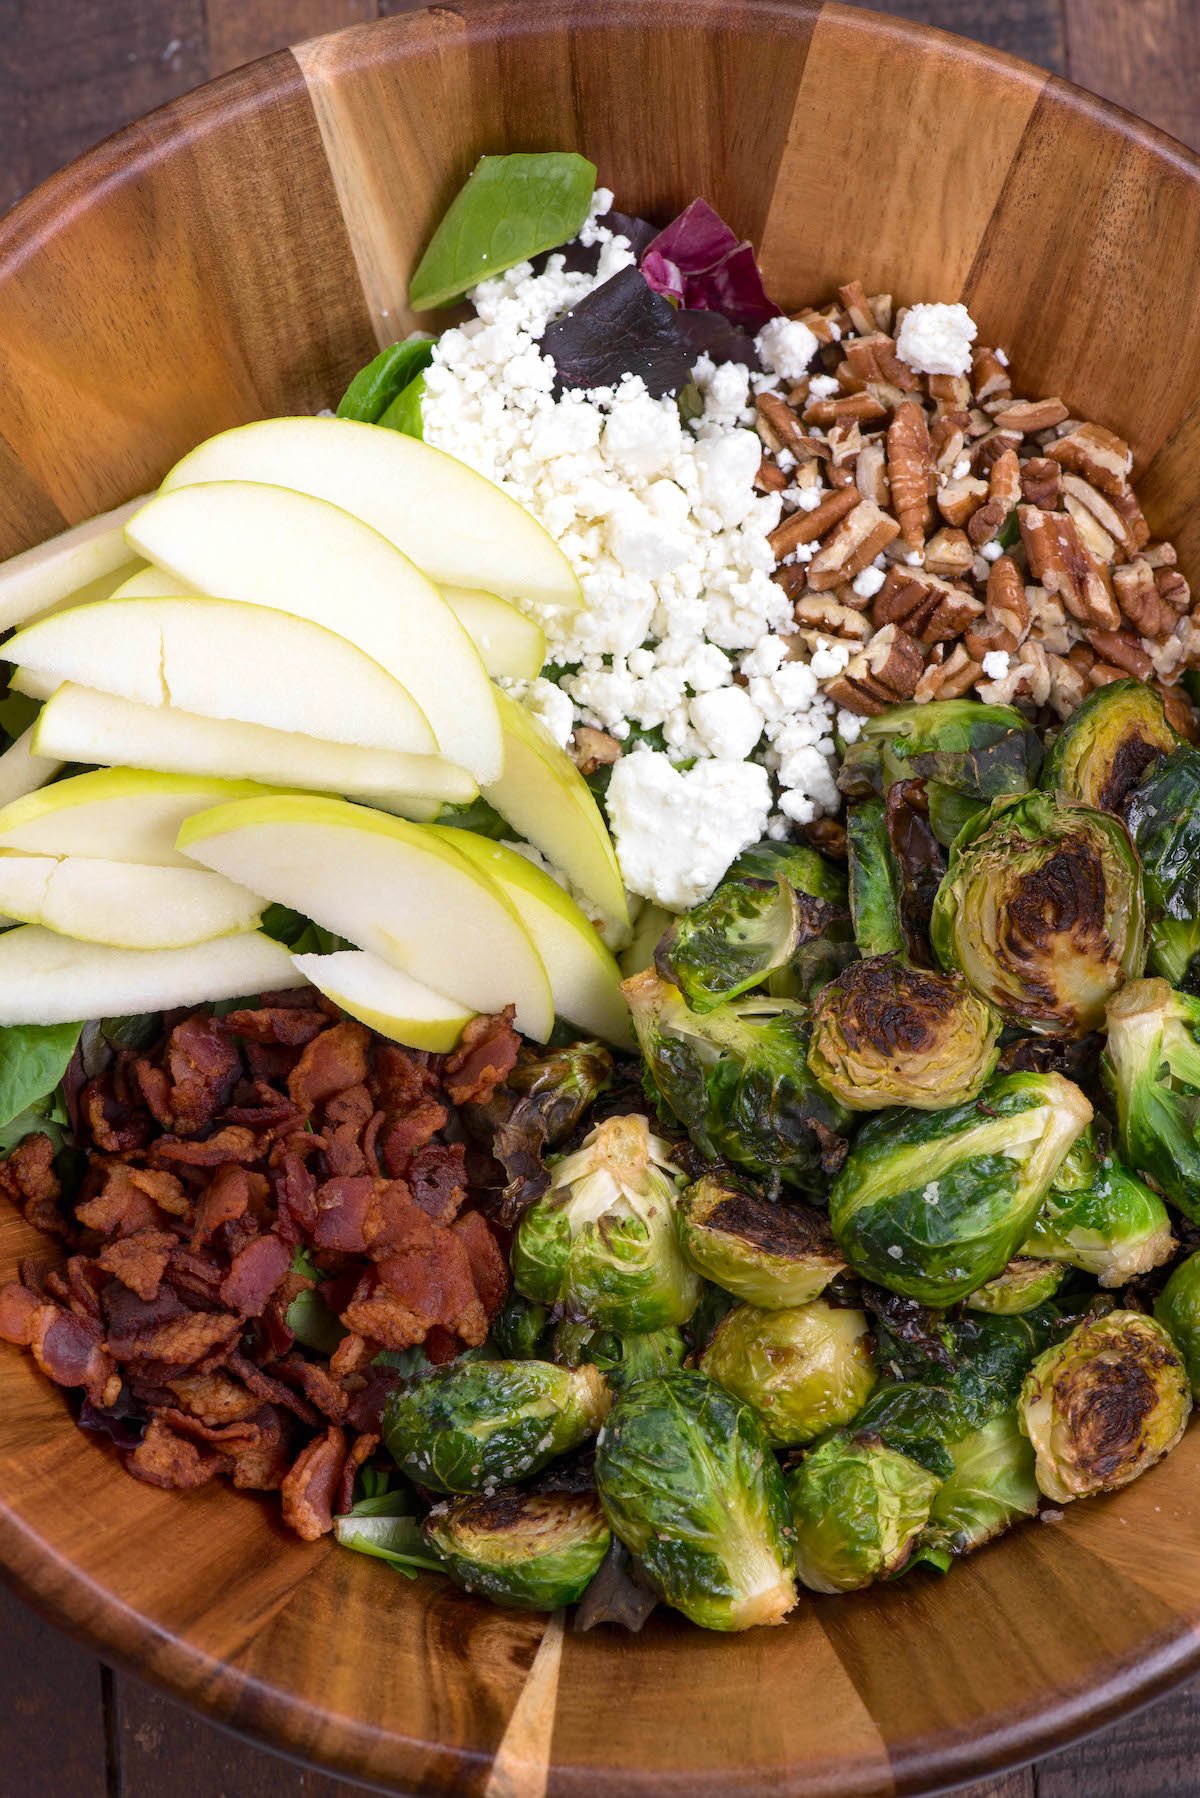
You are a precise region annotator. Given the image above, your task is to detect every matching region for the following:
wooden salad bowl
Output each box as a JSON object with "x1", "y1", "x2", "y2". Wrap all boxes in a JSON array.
[{"x1": 2, "y1": 2, "x2": 1200, "y2": 1792}]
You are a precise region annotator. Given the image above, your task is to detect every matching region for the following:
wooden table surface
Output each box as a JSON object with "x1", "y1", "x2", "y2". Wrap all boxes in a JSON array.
[{"x1": 3, "y1": 1, "x2": 1200, "y2": 1793}]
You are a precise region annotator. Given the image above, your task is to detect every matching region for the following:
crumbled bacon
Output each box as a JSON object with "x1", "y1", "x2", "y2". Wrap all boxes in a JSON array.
[
  {"x1": 0, "y1": 1281, "x2": 40, "y2": 1345},
  {"x1": 444, "y1": 1009, "x2": 520, "y2": 1105},
  {"x1": 97, "y1": 1230, "x2": 175, "y2": 1302},
  {"x1": 281, "y1": 1424, "x2": 346, "y2": 1540},
  {"x1": 288, "y1": 1022, "x2": 371, "y2": 1112},
  {"x1": 0, "y1": 1134, "x2": 65, "y2": 1238},
  {"x1": 126, "y1": 1416, "x2": 230, "y2": 1490}
]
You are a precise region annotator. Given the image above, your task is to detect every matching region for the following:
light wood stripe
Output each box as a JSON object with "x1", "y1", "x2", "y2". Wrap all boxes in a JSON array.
[{"x1": 483, "y1": 1612, "x2": 565, "y2": 1798}]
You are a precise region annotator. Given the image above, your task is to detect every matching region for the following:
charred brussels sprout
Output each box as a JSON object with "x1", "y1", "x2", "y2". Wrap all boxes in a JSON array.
[
  {"x1": 931, "y1": 792, "x2": 1145, "y2": 1038},
  {"x1": 483, "y1": 1038, "x2": 615, "y2": 1223},
  {"x1": 553, "y1": 1320, "x2": 686, "y2": 1391},
  {"x1": 1024, "y1": 1126, "x2": 1175, "y2": 1286},
  {"x1": 676, "y1": 1174, "x2": 845, "y2": 1308},
  {"x1": 594, "y1": 1371, "x2": 797, "y2": 1631},
  {"x1": 808, "y1": 955, "x2": 1001, "y2": 1111},
  {"x1": 1124, "y1": 747, "x2": 1200, "y2": 987},
  {"x1": 655, "y1": 875, "x2": 810, "y2": 1013},
  {"x1": 1102, "y1": 977, "x2": 1200, "y2": 1220},
  {"x1": 847, "y1": 797, "x2": 905, "y2": 959},
  {"x1": 1019, "y1": 1310, "x2": 1191, "y2": 1503},
  {"x1": 829, "y1": 1071, "x2": 1092, "y2": 1305},
  {"x1": 728, "y1": 840, "x2": 854, "y2": 1001},
  {"x1": 489, "y1": 1290, "x2": 552, "y2": 1359},
  {"x1": 787, "y1": 1432, "x2": 940, "y2": 1592},
  {"x1": 700, "y1": 1297, "x2": 876, "y2": 1447},
  {"x1": 965, "y1": 1258, "x2": 1067, "y2": 1315},
  {"x1": 511, "y1": 1114, "x2": 700, "y2": 1331},
  {"x1": 917, "y1": 1410, "x2": 1040, "y2": 1568},
  {"x1": 423, "y1": 1489, "x2": 610, "y2": 1609},
  {"x1": 382, "y1": 1359, "x2": 610, "y2": 1494},
  {"x1": 1043, "y1": 679, "x2": 1176, "y2": 813},
  {"x1": 1156, "y1": 1253, "x2": 1200, "y2": 1397},
  {"x1": 622, "y1": 970, "x2": 850, "y2": 1191}
]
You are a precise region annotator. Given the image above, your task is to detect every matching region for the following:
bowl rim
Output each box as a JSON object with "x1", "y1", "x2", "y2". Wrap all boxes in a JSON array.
[{"x1": 2, "y1": 2, "x2": 1200, "y2": 1792}]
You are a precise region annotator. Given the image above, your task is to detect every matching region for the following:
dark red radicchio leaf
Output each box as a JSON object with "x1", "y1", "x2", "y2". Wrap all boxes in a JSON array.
[
  {"x1": 539, "y1": 268, "x2": 693, "y2": 398},
  {"x1": 641, "y1": 198, "x2": 781, "y2": 332},
  {"x1": 675, "y1": 309, "x2": 762, "y2": 369}
]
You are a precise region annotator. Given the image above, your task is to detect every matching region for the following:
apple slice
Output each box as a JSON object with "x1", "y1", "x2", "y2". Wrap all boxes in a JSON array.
[
  {"x1": 33, "y1": 685, "x2": 474, "y2": 819},
  {"x1": 485, "y1": 688, "x2": 630, "y2": 946},
  {"x1": 291, "y1": 948, "x2": 474, "y2": 1052},
  {"x1": 111, "y1": 566, "x2": 190, "y2": 598},
  {"x1": 9, "y1": 596, "x2": 437, "y2": 754},
  {"x1": 0, "y1": 495, "x2": 151, "y2": 633},
  {"x1": 177, "y1": 793, "x2": 554, "y2": 1040},
  {"x1": 435, "y1": 830, "x2": 633, "y2": 1049},
  {"x1": 126, "y1": 481, "x2": 503, "y2": 780},
  {"x1": 0, "y1": 727, "x2": 61, "y2": 810},
  {"x1": 0, "y1": 925, "x2": 303, "y2": 1025},
  {"x1": 160, "y1": 416, "x2": 581, "y2": 610},
  {"x1": 0, "y1": 855, "x2": 265, "y2": 948},
  {"x1": 619, "y1": 902, "x2": 674, "y2": 978},
  {"x1": 441, "y1": 586, "x2": 546, "y2": 681},
  {"x1": 0, "y1": 768, "x2": 280, "y2": 866}
]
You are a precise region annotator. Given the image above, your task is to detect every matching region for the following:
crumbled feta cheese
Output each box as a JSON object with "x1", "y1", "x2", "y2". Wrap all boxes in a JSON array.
[
  {"x1": 995, "y1": 347, "x2": 1010, "y2": 367},
  {"x1": 851, "y1": 565, "x2": 886, "y2": 600},
  {"x1": 755, "y1": 317, "x2": 820, "y2": 382},
  {"x1": 689, "y1": 685, "x2": 765, "y2": 761},
  {"x1": 605, "y1": 751, "x2": 772, "y2": 909},
  {"x1": 952, "y1": 456, "x2": 972, "y2": 480},
  {"x1": 905, "y1": 549, "x2": 924, "y2": 567},
  {"x1": 981, "y1": 540, "x2": 1003, "y2": 561},
  {"x1": 982, "y1": 650, "x2": 1011, "y2": 680},
  {"x1": 807, "y1": 374, "x2": 840, "y2": 399},
  {"x1": 520, "y1": 677, "x2": 576, "y2": 748},
  {"x1": 793, "y1": 486, "x2": 824, "y2": 513},
  {"x1": 837, "y1": 708, "x2": 864, "y2": 744},
  {"x1": 810, "y1": 638, "x2": 852, "y2": 681},
  {"x1": 896, "y1": 301, "x2": 978, "y2": 377}
]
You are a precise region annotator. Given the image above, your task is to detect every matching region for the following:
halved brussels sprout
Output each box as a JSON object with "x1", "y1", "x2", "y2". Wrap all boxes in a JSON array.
[
  {"x1": 675, "y1": 1174, "x2": 845, "y2": 1309},
  {"x1": 656, "y1": 875, "x2": 809, "y2": 1014},
  {"x1": 1042, "y1": 679, "x2": 1176, "y2": 813},
  {"x1": 622, "y1": 970, "x2": 850, "y2": 1192},
  {"x1": 1155, "y1": 1253, "x2": 1200, "y2": 1398},
  {"x1": 485, "y1": 1038, "x2": 615, "y2": 1223},
  {"x1": 489, "y1": 1290, "x2": 552, "y2": 1359},
  {"x1": 931, "y1": 791, "x2": 1145, "y2": 1038},
  {"x1": 511, "y1": 1114, "x2": 701, "y2": 1331},
  {"x1": 829, "y1": 1071, "x2": 1093, "y2": 1305},
  {"x1": 700, "y1": 1297, "x2": 876, "y2": 1447},
  {"x1": 1102, "y1": 977, "x2": 1200, "y2": 1220},
  {"x1": 594, "y1": 1370, "x2": 797, "y2": 1631},
  {"x1": 847, "y1": 797, "x2": 905, "y2": 959},
  {"x1": 1124, "y1": 746, "x2": 1200, "y2": 987},
  {"x1": 1019, "y1": 1310, "x2": 1191, "y2": 1503},
  {"x1": 727, "y1": 840, "x2": 854, "y2": 1001},
  {"x1": 965, "y1": 1258, "x2": 1068, "y2": 1315},
  {"x1": 1024, "y1": 1126, "x2": 1175, "y2": 1286},
  {"x1": 807, "y1": 955, "x2": 1001, "y2": 1111},
  {"x1": 423, "y1": 1489, "x2": 611, "y2": 1609},
  {"x1": 787, "y1": 1432, "x2": 940, "y2": 1592},
  {"x1": 916, "y1": 1410, "x2": 1040, "y2": 1569},
  {"x1": 553, "y1": 1319, "x2": 687, "y2": 1392},
  {"x1": 382, "y1": 1359, "x2": 610, "y2": 1494}
]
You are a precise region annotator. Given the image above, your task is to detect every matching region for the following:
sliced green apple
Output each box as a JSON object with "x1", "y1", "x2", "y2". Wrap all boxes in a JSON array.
[
  {"x1": 32, "y1": 685, "x2": 474, "y2": 820},
  {"x1": 485, "y1": 688, "x2": 629, "y2": 946},
  {"x1": 0, "y1": 495, "x2": 151, "y2": 633},
  {"x1": 9, "y1": 596, "x2": 436, "y2": 754},
  {"x1": 434, "y1": 829, "x2": 633, "y2": 1049},
  {"x1": 0, "y1": 767, "x2": 279, "y2": 867},
  {"x1": 30, "y1": 559, "x2": 146, "y2": 623},
  {"x1": 126, "y1": 481, "x2": 502, "y2": 780},
  {"x1": 291, "y1": 948, "x2": 474, "y2": 1052},
  {"x1": 619, "y1": 902, "x2": 674, "y2": 978},
  {"x1": 0, "y1": 727, "x2": 61, "y2": 810},
  {"x1": 0, "y1": 925, "x2": 303, "y2": 1025},
  {"x1": 159, "y1": 416, "x2": 581, "y2": 610},
  {"x1": 0, "y1": 855, "x2": 265, "y2": 948},
  {"x1": 441, "y1": 586, "x2": 546, "y2": 681},
  {"x1": 111, "y1": 566, "x2": 190, "y2": 598},
  {"x1": 177, "y1": 793, "x2": 553, "y2": 1040}
]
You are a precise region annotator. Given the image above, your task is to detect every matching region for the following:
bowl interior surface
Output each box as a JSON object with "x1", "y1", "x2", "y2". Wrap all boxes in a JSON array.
[{"x1": 1, "y1": 3, "x2": 1200, "y2": 1793}]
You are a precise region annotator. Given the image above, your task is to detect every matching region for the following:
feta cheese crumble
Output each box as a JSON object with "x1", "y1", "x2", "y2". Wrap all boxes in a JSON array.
[
  {"x1": 982, "y1": 650, "x2": 1011, "y2": 680},
  {"x1": 754, "y1": 316, "x2": 820, "y2": 382},
  {"x1": 605, "y1": 750, "x2": 772, "y2": 911},
  {"x1": 896, "y1": 302, "x2": 978, "y2": 378}
]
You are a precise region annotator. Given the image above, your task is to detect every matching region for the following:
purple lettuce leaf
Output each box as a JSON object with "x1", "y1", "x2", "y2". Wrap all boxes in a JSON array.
[
  {"x1": 641, "y1": 198, "x2": 782, "y2": 333},
  {"x1": 539, "y1": 266, "x2": 693, "y2": 398},
  {"x1": 644, "y1": 198, "x2": 741, "y2": 275},
  {"x1": 675, "y1": 308, "x2": 762, "y2": 369}
]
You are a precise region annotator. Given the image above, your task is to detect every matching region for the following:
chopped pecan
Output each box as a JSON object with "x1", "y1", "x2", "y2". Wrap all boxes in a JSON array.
[
  {"x1": 1047, "y1": 421, "x2": 1134, "y2": 497},
  {"x1": 1061, "y1": 494, "x2": 1116, "y2": 565},
  {"x1": 913, "y1": 642, "x2": 982, "y2": 701},
  {"x1": 1158, "y1": 567, "x2": 1191, "y2": 612},
  {"x1": 855, "y1": 439, "x2": 890, "y2": 507},
  {"x1": 807, "y1": 499, "x2": 900, "y2": 591},
  {"x1": 826, "y1": 419, "x2": 865, "y2": 474},
  {"x1": 994, "y1": 396, "x2": 1070, "y2": 434},
  {"x1": 1020, "y1": 456, "x2": 1061, "y2": 508},
  {"x1": 1143, "y1": 541, "x2": 1178, "y2": 569},
  {"x1": 768, "y1": 487, "x2": 860, "y2": 561},
  {"x1": 922, "y1": 527, "x2": 974, "y2": 578},
  {"x1": 1063, "y1": 476, "x2": 1149, "y2": 557},
  {"x1": 804, "y1": 390, "x2": 888, "y2": 428},
  {"x1": 1083, "y1": 629, "x2": 1154, "y2": 681},
  {"x1": 1158, "y1": 681, "x2": 1200, "y2": 742},
  {"x1": 754, "y1": 457, "x2": 788, "y2": 494},
  {"x1": 872, "y1": 567, "x2": 982, "y2": 644},
  {"x1": 861, "y1": 624, "x2": 923, "y2": 698},
  {"x1": 936, "y1": 475, "x2": 988, "y2": 528},
  {"x1": 1112, "y1": 559, "x2": 1181, "y2": 638},
  {"x1": 793, "y1": 596, "x2": 872, "y2": 639},
  {"x1": 755, "y1": 391, "x2": 807, "y2": 456},
  {"x1": 971, "y1": 347, "x2": 1012, "y2": 402},
  {"x1": 1025, "y1": 585, "x2": 1071, "y2": 654},
  {"x1": 570, "y1": 727, "x2": 622, "y2": 776},
  {"x1": 837, "y1": 280, "x2": 878, "y2": 335},
  {"x1": 931, "y1": 418, "x2": 968, "y2": 475},
  {"x1": 1046, "y1": 652, "x2": 1090, "y2": 720},
  {"x1": 795, "y1": 306, "x2": 840, "y2": 345},
  {"x1": 887, "y1": 402, "x2": 933, "y2": 547},
  {"x1": 988, "y1": 448, "x2": 1021, "y2": 512},
  {"x1": 985, "y1": 555, "x2": 1030, "y2": 642},
  {"x1": 969, "y1": 428, "x2": 1022, "y2": 476},
  {"x1": 928, "y1": 374, "x2": 971, "y2": 413},
  {"x1": 842, "y1": 333, "x2": 921, "y2": 391},
  {"x1": 964, "y1": 618, "x2": 1019, "y2": 663},
  {"x1": 1018, "y1": 506, "x2": 1120, "y2": 630}
]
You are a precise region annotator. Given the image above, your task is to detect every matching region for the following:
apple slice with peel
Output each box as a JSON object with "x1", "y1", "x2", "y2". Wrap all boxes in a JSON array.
[
  {"x1": 9, "y1": 596, "x2": 436, "y2": 754},
  {"x1": 485, "y1": 688, "x2": 630, "y2": 946},
  {"x1": 0, "y1": 727, "x2": 61, "y2": 810},
  {"x1": 111, "y1": 566, "x2": 190, "y2": 598},
  {"x1": 177, "y1": 793, "x2": 553, "y2": 1040},
  {"x1": 0, "y1": 768, "x2": 281, "y2": 867},
  {"x1": 291, "y1": 949, "x2": 474, "y2": 1052},
  {"x1": 441, "y1": 587, "x2": 546, "y2": 681},
  {"x1": 126, "y1": 481, "x2": 502, "y2": 780},
  {"x1": 0, "y1": 925, "x2": 303, "y2": 1026},
  {"x1": 0, "y1": 856, "x2": 265, "y2": 948},
  {"x1": 160, "y1": 416, "x2": 581, "y2": 610},
  {"x1": 33, "y1": 685, "x2": 474, "y2": 820},
  {"x1": 435, "y1": 830, "x2": 633, "y2": 1049},
  {"x1": 0, "y1": 495, "x2": 151, "y2": 633}
]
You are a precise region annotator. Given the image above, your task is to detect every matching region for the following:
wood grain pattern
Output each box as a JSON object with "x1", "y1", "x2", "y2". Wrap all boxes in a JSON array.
[
  {"x1": 0, "y1": 1585, "x2": 109, "y2": 1798},
  {"x1": 3, "y1": 3, "x2": 1200, "y2": 1795}
]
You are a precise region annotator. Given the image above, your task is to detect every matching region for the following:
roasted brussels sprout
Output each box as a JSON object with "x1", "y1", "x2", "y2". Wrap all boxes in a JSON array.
[
  {"x1": 675, "y1": 1174, "x2": 845, "y2": 1308},
  {"x1": 423, "y1": 1489, "x2": 611, "y2": 1609},
  {"x1": 930, "y1": 792, "x2": 1145, "y2": 1038},
  {"x1": 829, "y1": 1071, "x2": 1092, "y2": 1304},
  {"x1": 489, "y1": 1290, "x2": 552, "y2": 1359},
  {"x1": 511, "y1": 1114, "x2": 700, "y2": 1331},
  {"x1": 1102, "y1": 977, "x2": 1200, "y2": 1219},
  {"x1": 481, "y1": 1038, "x2": 615, "y2": 1223},
  {"x1": 728, "y1": 839, "x2": 848, "y2": 903},
  {"x1": 594, "y1": 1371, "x2": 797, "y2": 1631},
  {"x1": 916, "y1": 1410, "x2": 1040, "y2": 1568},
  {"x1": 553, "y1": 1319, "x2": 686, "y2": 1391},
  {"x1": 1024, "y1": 1126, "x2": 1175, "y2": 1286},
  {"x1": 807, "y1": 955, "x2": 1001, "y2": 1111},
  {"x1": 1042, "y1": 679, "x2": 1176, "y2": 813},
  {"x1": 787, "y1": 1432, "x2": 940, "y2": 1592},
  {"x1": 1155, "y1": 1253, "x2": 1200, "y2": 1398},
  {"x1": 1124, "y1": 746, "x2": 1200, "y2": 987},
  {"x1": 847, "y1": 797, "x2": 905, "y2": 959},
  {"x1": 965, "y1": 1258, "x2": 1068, "y2": 1315},
  {"x1": 1019, "y1": 1310, "x2": 1191, "y2": 1503},
  {"x1": 728, "y1": 840, "x2": 854, "y2": 1001},
  {"x1": 655, "y1": 875, "x2": 810, "y2": 1014},
  {"x1": 382, "y1": 1359, "x2": 610, "y2": 1494},
  {"x1": 622, "y1": 970, "x2": 850, "y2": 1192},
  {"x1": 700, "y1": 1297, "x2": 876, "y2": 1446}
]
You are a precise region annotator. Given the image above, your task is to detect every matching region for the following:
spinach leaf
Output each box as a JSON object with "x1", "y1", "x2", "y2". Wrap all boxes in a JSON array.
[
  {"x1": 378, "y1": 372, "x2": 426, "y2": 439},
  {"x1": 0, "y1": 1090, "x2": 69, "y2": 1155},
  {"x1": 0, "y1": 1021, "x2": 81, "y2": 1134},
  {"x1": 260, "y1": 903, "x2": 345, "y2": 956},
  {"x1": 435, "y1": 795, "x2": 512, "y2": 841},
  {"x1": 336, "y1": 335, "x2": 435, "y2": 423},
  {"x1": 409, "y1": 152, "x2": 596, "y2": 310}
]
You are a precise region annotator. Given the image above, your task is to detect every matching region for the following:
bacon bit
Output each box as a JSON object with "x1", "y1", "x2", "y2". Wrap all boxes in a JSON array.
[
  {"x1": 280, "y1": 1354, "x2": 349, "y2": 1423},
  {"x1": 164, "y1": 1369, "x2": 262, "y2": 1426},
  {"x1": 453, "y1": 1211, "x2": 509, "y2": 1320},
  {"x1": 288, "y1": 1022, "x2": 371, "y2": 1112},
  {"x1": 379, "y1": 1098, "x2": 449, "y2": 1177},
  {"x1": 120, "y1": 1309, "x2": 242, "y2": 1370},
  {"x1": 151, "y1": 1125, "x2": 260, "y2": 1168},
  {"x1": 29, "y1": 1305, "x2": 120, "y2": 1406},
  {"x1": 126, "y1": 1416, "x2": 230, "y2": 1490},
  {"x1": 371, "y1": 1043, "x2": 439, "y2": 1111},
  {"x1": 0, "y1": 1134, "x2": 65, "y2": 1238},
  {"x1": 330, "y1": 1332, "x2": 375, "y2": 1380},
  {"x1": 97, "y1": 1230, "x2": 176, "y2": 1302},
  {"x1": 82, "y1": 1075, "x2": 153, "y2": 1155},
  {"x1": 227, "y1": 1351, "x2": 322, "y2": 1426},
  {"x1": 0, "y1": 1282, "x2": 40, "y2": 1345},
  {"x1": 190, "y1": 1163, "x2": 252, "y2": 1249},
  {"x1": 220, "y1": 1232, "x2": 292, "y2": 1318},
  {"x1": 335, "y1": 1431, "x2": 381, "y2": 1517},
  {"x1": 137, "y1": 1016, "x2": 241, "y2": 1135},
  {"x1": 312, "y1": 1176, "x2": 376, "y2": 1254},
  {"x1": 443, "y1": 1009, "x2": 520, "y2": 1106},
  {"x1": 222, "y1": 1006, "x2": 331, "y2": 1046},
  {"x1": 370, "y1": 1226, "x2": 489, "y2": 1348},
  {"x1": 409, "y1": 1142, "x2": 469, "y2": 1225},
  {"x1": 281, "y1": 1424, "x2": 346, "y2": 1540},
  {"x1": 229, "y1": 1405, "x2": 292, "y2": 1490}
]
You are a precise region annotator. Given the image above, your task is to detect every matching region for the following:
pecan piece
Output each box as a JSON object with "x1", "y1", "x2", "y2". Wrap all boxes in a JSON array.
[
  {"x1": 914, "y1": 642, "x2": 983, "y2": 701},
  {"x1": 936, "y1": 475, "x2": 988, "y2": 528},
  {"x1": 768, "y1": 487, "x2": 860, "y2": 561},
  {"x1": 1047, "y1": 421, "x2": 1134, "y2": 498},
  {"x1": 887, "y1": 402, "x2": 934, "y2": 547},
  {"x1": 922, "y1": 527, "x2": 974, "y2": 578},
  {"x1": 871, "y1": 567, "x2": 982, "y2": 645},
  {"x1": 1018, "y1": 506, "x2": 1120, "y2": 631},
  {"x1": 837, "y1": 280, "x2": 878, "y2": 335},
  {"x1": 1158, "y1": 681, "x2": 1200, "y2": 742},
  {"x1": 755, "y1": 391, "x2": 807, "y2": 456},
  {"x1": 570, "y1": 727, "x2": 622, "y2": 776},
  {"x1": 1158, "y1": 566, "x2": 1191, "y2": 612},
  {"x1": 986, "y1": 555, "x2": 1030, "y2": 642},
  {"x1": 855, "y1": 439, "x2": 890, "y2": 507},
  {"x1": 988, "y1": 447, "x2": 1021, "y2": 512},
  {"x1": 807, "y1": 499, "x2": 901, "y2": 592},
  {"x1": 971, "y1": 347, "x2": 1012, "y2": 402},
  {"x1": 927, "y1": 374, "x2": 972, "y2": 414},
  {"x1": 1083, "y1": 629, "x2": 1154, "y2": 682},
  {"x1": 1046, "y1": 652, "x2": 1090, "y2": 721},
  {"x1": 804, "y1": 391, "x2": 888, "y2": 428},
  {"x1": 842, "y1": 333, "x2": 920, "y2": 392},
  {"x1": 1112, "y1": 559, "x2": 1181, "y2": 639},
  {"x1": 993, "y1": 396, "x2": 1070, "y2": 434},
  {"x1": 969, "y1": 428, "x2": 1022, "y2": 476},
  {"x1": 826, "y1": 625, "x2": 923, "y2": 714},
  {"x1": 1020, "y1": 456, "x2": 1061, "y2": 507},
  {"x1": 793, "y1": 596, "x2": 872, "y2": 641},
  {"x1": 754, "y1": 457, "x2": 788, "y2": 495}
]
